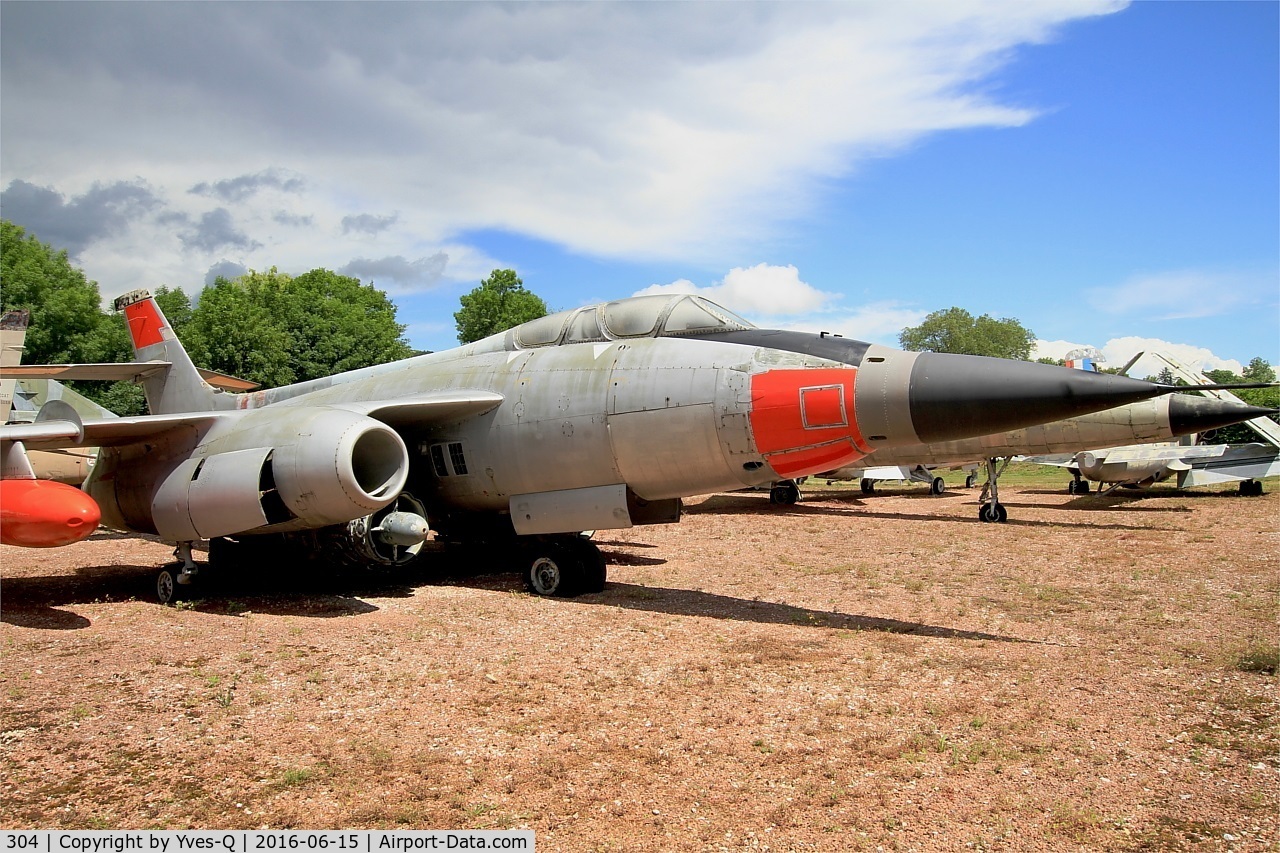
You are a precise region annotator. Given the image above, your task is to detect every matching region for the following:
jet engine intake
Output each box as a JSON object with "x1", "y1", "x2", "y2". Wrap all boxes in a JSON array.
[{"x1": 151, "y1": 409, "x2": 410, "y2": 541}]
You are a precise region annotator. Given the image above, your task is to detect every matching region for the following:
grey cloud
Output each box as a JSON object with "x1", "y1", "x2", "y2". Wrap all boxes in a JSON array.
[
  {"x1": 205, "y1": 260, "x2": 249, "y2": 285},
  {"x1": 273, "y1": 211, "x2": 314, "y2": 227},
  {"x1": 190, "y1": 169, "x2": 305, "y2": 202},
  {"x1": 0, "y1": 179, "x2": 161, "y2": 255},
  {"x1": 342, "y1": 213, "x2": 398, "y2": 236},
  {"x1": 340, "y1": 253, "x2": 449, "y2": 290},
  {"x1": 179, "y1": 208, "x2": 263, "y2": 254}
]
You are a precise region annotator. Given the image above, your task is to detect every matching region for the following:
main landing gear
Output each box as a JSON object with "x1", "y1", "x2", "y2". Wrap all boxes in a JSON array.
[
  {"x1": 523, "y1": 536, "x2": 607, "y2": 597},
  {"x1": 1239, "y1": 479, "x2": 1264, "y2": 497},
  {"x1": 1066, "y1": 474, "x2": 1092, "y2": 495},
  {"x1": 153, "y1": 542, "x2": 201, "y2": 604},
  {"x1": 769, "y1": 480, "x2": 801, "y2": 505},
  {"x1": 976, "y1": 457, "x2": 1010, "y2": 523}
]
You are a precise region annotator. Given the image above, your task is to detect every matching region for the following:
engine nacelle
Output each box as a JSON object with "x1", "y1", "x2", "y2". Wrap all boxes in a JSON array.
[{"x1": 151, "y1": 407, "x2": 409, "y2": 541}]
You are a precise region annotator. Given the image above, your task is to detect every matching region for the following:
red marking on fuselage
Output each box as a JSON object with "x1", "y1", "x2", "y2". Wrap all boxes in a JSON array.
[
  {"x1": 748, "y1": 368, "x2": 871, "y2": 478},
  {"x1": 123, "y1": 299, "x2": 166, "y2": 350},
  {"x1": 0, "y1": 479, "x2": 102, "y2": 548}
]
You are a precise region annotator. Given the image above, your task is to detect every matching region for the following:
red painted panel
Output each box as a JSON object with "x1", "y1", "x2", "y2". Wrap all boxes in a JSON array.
[
  {"x1": 748, "y1": 368, "x2": 871, "y2": 478},
  {"x1": 767, "y1": 440, "x2": 865, "y2": 479},
  {"x1": 0, "y1": 479, "x2": 101, "y2": 548},
  {"x1": 123, "y1": 299, "x2": 166, "y2": 350},
  {"x1": 800, "y1": 384, "x2": 846, "y2": 429}
]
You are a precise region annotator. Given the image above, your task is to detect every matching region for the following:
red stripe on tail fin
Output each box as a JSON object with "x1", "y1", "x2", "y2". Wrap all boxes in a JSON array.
[{"x1": 123, "y1": 299, "x2": 166, "y2": 350}]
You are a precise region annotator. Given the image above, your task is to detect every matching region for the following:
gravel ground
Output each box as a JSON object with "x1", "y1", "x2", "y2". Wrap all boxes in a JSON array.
[{"x1": 2, "y1": 481, "x2": 1277, "y2": 851}]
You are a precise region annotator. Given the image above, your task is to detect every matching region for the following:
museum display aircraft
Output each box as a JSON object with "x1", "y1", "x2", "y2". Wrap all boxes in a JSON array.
[
  {"x1": 1027, "y1": 352, "x2": 1280, "y2": 496},
  {"x1": 0, "y1": 290, "x2": 1254, "y2": 601},
  {"x1": 809, "y1": 391, "x2": 1273, "y2": 519}
]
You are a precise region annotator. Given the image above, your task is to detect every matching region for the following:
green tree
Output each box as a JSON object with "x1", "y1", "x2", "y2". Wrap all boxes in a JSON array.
[
  {"x1": 898, "y1": 308, "x2": 1035, "y2": 360},
  {"x1": 454, "y1": 269, "x2": 548, "y2": 344},
  {"x1": 1243, "y1": 357, "x2": 1276, "y2": 384},
  {"x1": 0, "y1": 220, "x2": 106, "y2": 364},
  {"x1": 185, "y1": 267, "x2": 412, "y2": 389}
]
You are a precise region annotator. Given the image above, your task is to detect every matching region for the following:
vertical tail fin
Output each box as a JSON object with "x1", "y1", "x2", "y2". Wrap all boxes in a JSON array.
[
  {"x1": 0, "y1": 309, "x2": 30, "y2": 422},
  {"x1": 114, "y1": 290, "x2": 230, "y2": 415}
]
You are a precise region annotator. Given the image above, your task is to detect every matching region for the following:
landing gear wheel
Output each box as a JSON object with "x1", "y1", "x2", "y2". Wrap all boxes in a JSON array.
[
  {"x1": 978, "y1": 503, "x2": 1008, "y2": 523},
  {"x1": 578, "y1": 541, "x2": 608, "y2": 594},
  {"x1": 930, "y1": 477, "x2": 945, "y2": 495},
  {"x1": 1240, "y1": 480, "x2": 1263, "y2": 497},
  {"x1": 1075, "y1": 480, "x2": 1090, "y2": 494},
  {"x1": 860, "y1": 478, "x2": 875, "y2": 495},
  {"x1": 156, "y1": 568, "x2": 180, "y2": 605},
  {"x1": 770, "y1": 481, "x2": 801, "y2": 505},
  {"x1": 1067, "y1": 480, "x2": 1077, "y2": 495},
  {"x1": 964, "y1": 473, "x2": 977, "y2": 489}
]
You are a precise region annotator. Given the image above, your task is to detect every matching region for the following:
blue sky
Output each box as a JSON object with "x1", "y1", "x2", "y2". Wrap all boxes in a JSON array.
[{"x1": 2, "y1": 1, "x2": 1275, "y2": 377}]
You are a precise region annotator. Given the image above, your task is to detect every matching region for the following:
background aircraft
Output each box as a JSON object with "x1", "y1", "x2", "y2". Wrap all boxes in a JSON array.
[
  {"x1": 808, "y1": 391, "x2": 1272, "y2": 520},
  {"x1": 0, "y1": 310, "x2": 102, "y2": 546},
  {"x1": 1027, "y1": 352, "x2": 1280, "y2": 496},
  {"x1": 0, "y1": 290, "x2": 1233, "y2": 601}
]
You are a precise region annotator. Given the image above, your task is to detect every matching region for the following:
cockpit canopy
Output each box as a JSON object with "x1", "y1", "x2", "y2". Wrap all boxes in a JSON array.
[{"x1": 505, "y1": 295, "x2": 756, "y2": 350}]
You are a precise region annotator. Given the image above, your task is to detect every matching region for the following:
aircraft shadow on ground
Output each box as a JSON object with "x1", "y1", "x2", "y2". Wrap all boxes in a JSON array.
[
  {"x1": 565, "y1": 582, "x2": 1035, "y2": 644},
  {"x1": 0, "y1": 563, "x2": 392, "y2": 629},
  {"x1": 692, "y1": 493, "x2": 1180, "y2": 531}
]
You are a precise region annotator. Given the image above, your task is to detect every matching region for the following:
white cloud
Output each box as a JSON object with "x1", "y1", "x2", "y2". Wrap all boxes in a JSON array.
[
  {"x1": 1034, "y1": 336, "x2": 1246, "y2": 378},
  {"x1": 634, "y1": 263, "x2": 836, "y2": 316},
  {"x1": 1, "y1": 1, "x2": 1125, "y2": 301},
  {"x1": 635, "y1": 265, "x2": 925, "y2": 346}
]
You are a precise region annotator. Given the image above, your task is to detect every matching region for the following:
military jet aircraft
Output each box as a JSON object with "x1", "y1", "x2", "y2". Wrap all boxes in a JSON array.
[
  {"x1": 808, "y1": 391, "x2": 1273, "y2": 519},
  {"x1": 0, "y1": 290, "x2": 1244, "y2": 601},
  {"x1": 1027, "y1": 352, "x2": 1280, "y2": 496}
]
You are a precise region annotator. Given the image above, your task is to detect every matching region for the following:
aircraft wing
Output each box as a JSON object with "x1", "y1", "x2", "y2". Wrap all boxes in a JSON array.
[
  {"x1": 1, "y1": 411, "x2": 227, "y2": 451},
  {"x1": 330, "y1": 390, "x2": 505, "y2": 426},
  {"x1": 1022, "y1": 453, "x2": 1078, "y2": 468},
  {"x1": 1178, "y1": 444, "x2": 1280, "y2": 487},
  {"x1": 1, "y1": 390, "x2": 508, "y2": 452}
]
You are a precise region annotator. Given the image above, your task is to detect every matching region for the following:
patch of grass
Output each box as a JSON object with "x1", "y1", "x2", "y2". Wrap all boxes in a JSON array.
[
  {"x1": 1236, "y1": 641, "x2": 1278, "y2": 675},
  {"x1": 1048, "y1": 802, "x2": 1105, "y2": 843},
  {"x1": 280, "y1": 767, "x2": 313, "y2": 786}
]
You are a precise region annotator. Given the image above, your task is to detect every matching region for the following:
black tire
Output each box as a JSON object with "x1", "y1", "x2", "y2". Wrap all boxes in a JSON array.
[
  {"x1": 860, "y1": 478, "x2": 875, "y2": 495},
  {"x1": 577, "y1": 541, "x2": 608, "y2": 594},
  {"x1": 1076, "y1": 481, "x2": 1090, "y2": 494},
  {"x1": 1067, "y1": 480, "x2": 1077, "y2": 495},
  {"x1": 930, "y1": 477, "x2": 945, "y2": 495},
  {"x1": 524, "y1": 545, "x2": 585, "y2": 597},
  {"x1": 964, "y1": 473, "x2": 977, "y2": 489},
  {"x1": 156, "y1": 568, "x2": 179, "y2": 605},
  {"x1": 978, "y1": 503, "x2": 1008, "y2": 523},
  {"x1": 770, "y1": 482, "x2": 800, "y2": 505}
]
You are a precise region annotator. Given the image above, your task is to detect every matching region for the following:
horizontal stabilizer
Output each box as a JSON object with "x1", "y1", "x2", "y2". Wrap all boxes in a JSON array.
[{"x1": 0, "y1": 362, "x2": 260, "y2": 391}]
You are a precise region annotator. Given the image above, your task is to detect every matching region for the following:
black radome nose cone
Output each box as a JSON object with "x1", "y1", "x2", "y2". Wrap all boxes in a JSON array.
[
  {"x1": 908, "y1": 353, "x2": 1181, "y2": 444},
  {"x1": 1167, "y1": 395, "x2": 1278, "y2": 437}
]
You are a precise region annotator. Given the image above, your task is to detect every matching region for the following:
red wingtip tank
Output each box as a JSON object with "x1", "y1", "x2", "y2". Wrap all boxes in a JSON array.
[{"x1": 0, "y1": 479, "x2": 101, "y2": 548}]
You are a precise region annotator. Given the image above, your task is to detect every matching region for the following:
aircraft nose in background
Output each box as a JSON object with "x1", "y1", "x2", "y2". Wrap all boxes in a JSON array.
[
  {"x1": 1167, "y1": 395, "x2": 1278, "y2": 437},
  {"x1": 906, "y1": 353, "x2": 1201, "y2": 444}
]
